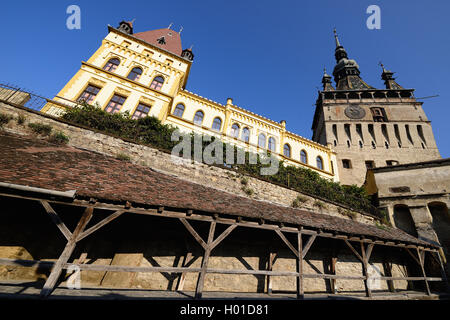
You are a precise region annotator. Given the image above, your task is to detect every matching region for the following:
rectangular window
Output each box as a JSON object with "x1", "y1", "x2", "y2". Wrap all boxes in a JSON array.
[
  {"x1": 365, "y1": 161, "x2": 375, "y2": 169},
  {"x1": 105, "y1": 94, "x2": 126, "y2": 114},
  {"x1": 77, "y1": 85, "x2": 100, "y2": 104},
  {"x1": 132, "y1": 103, "x2": 151, "y2": 119},
  {"x1": 371, "y1": 107, "x2": 387, "y2": 122},
  {"x1": 342, "y1": 159, "x2": 352, "y2": 169}
]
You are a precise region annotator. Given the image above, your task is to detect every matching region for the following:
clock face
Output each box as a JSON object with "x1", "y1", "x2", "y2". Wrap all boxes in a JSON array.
[{"x1": 344, "y1": 105, "x2": 366, "y2": 119}]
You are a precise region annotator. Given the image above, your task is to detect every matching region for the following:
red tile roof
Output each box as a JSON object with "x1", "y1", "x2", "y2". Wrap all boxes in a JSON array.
[
  {"x1": 134, "y1": 28, "x2": 182, "y2": 56},
  {"x1": 0, "y1": 132, "x2": 434, "y2": 247}
]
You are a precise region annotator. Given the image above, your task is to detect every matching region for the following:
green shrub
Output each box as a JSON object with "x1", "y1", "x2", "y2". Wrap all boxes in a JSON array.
[
  {"x1": 242, "y1": 186, "x2": 254, "y2": 196},
  {"x1": 0, "y1": 113, "x2": 12, "y2": 127},
  {"x1": 59, "y1": 102, "x2": 376, "y2": 214},
  {"x1": 375, "y1": 221, "x2": 388, "y2": 230},
  {"x1": 313, "y1": 200, "x2": 327, "y2": 209},
  {"x1": 49, "y1": 131, "x2": 69, "y2": 144},
  {"x1": 116, "y1": 153, "x2": 131, "y2": 161},
  {"x1": 17, "y1": 114, "x2": 26, "y2": 125},
  {"x1": 28, "y1": 122, "x2": 52, "y2": 136},
  {"x1": 378, "y1": 208, "x2": 391, "y2": 226},
  {"x1": 240, "y1": 177, "x2": 249, "y2": 186},
  {"x1": 292, "y1": 195, "x2": 308, "y2": 208}
]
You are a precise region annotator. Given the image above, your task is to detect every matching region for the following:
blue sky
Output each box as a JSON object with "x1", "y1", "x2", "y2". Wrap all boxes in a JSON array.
[{"x1": 1, "y1": 0, "x2": 449, "y2": 157}]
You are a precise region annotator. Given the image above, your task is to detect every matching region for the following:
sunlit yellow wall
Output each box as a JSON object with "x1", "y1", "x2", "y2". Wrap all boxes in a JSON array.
[{"x1": 42, "y1": 27, "x2": 339, "y2": 182}]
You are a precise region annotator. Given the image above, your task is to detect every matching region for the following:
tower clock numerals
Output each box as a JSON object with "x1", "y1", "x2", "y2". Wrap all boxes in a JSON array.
[{"x1": 344, "y1": 105, "x2": 366, "y2": 119}]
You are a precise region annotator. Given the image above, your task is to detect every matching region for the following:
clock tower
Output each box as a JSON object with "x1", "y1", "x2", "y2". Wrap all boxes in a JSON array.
[{"x1": 311, "y1": 30, "x2": 441, "y2": 186}]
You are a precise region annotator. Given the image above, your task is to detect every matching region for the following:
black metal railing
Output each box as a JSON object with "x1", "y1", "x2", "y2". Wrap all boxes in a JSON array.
[{"x1": 0, "y1": 83, "x2": 77, "y2": 115}]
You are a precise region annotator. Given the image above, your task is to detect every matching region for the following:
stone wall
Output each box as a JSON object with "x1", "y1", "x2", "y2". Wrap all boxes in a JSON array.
[
  {"x1": 0, "y1": 101, "x2": 379, "y2": 226},
  {"x1": 0, "y1": 197, "x2": 413, "y2": 294},
  {"x1": 3, "y1": 102, "x2": 427, "y2": 295}
]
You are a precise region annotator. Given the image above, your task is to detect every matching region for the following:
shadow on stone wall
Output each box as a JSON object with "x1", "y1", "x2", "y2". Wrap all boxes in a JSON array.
[{"x1": 0, "y1": 196, "x2": 443, "y2": 294}]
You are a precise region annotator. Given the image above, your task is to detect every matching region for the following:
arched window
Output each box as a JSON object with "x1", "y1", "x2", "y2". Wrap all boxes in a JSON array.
[
  {"x1": 242, "y1": 127, "x2": 250, "y2": 143},
  {"x1": 300, "y1": 150, "x2": 308, "y2": 164},
  {"x1": 231, "y1": 123, "x2": 240, "y2": 138},
  {"x1": 212, "y1": 117, "x2": 222, "y2": 131},
  {"x1": 193, "y1": 110, "x2": 204, "y2": 125},
  {"x1": 258, "y1": 133, "x2": 266, "y2": 148},
  {"x1": 316, "y1": 156, "x2": 323, "y2": 170},
  {"x1": 103, "y1": 58, "x2": 120, "y2": 72},
  {"x1": 150, "y1": 76, "x2": 164, "y2": 90},
  {"x1": 268, "y1": 137, "x2": 276, "y2": 152},
  {"x1": 283, "y1": 144, "x2": 291, "y2": 157},
  {"x1": 127, "y1": 67, "x2": 142, "y2": 81},
  {"x1": 173, "y1": 104, "x2": 185, "y2": 117}
]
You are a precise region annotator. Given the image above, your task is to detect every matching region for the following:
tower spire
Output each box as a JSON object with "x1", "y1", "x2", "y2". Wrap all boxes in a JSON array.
[
  {"x1": 331, "y1": 30, "x2": 374, "y2": 90},
  {"x1": 334, "y1": 28, "x2": 341, "y2": 48},
  {"x1": 380, "y1": 62, "x2": 404, "y2": 89}
]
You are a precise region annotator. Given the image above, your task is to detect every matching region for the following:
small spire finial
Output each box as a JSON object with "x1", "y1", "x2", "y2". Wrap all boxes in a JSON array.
[
  {"x1": 379, "y1": 61, "x2": 386, "y2": 72},
  {"x1": 179, "y1": 26, "x2": 183, "y2": 34},
  {"x1": 334, "y1": 28, "x2": 341, "y2": 47},
  {"x1": 131, "y1": 18, "x2": 136, "y2": 25},
  {"x1": 189, "y1": 44, "x2": 194, "y2": 50},
  {"x1": 323, "y1": 67, "x2": 327, "y2": 75},
  {"x1": 168, "y1": 22, "x2": 173, "y2": 29}
]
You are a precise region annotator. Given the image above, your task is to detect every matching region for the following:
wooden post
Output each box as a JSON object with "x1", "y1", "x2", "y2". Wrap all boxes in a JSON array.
[
  {"x1": 176, "y1": 251, "x2": 193, "y2": 292},
  {"x1": 267, "y1": 252, "x2": 276, "y2": 295},
  {"x1": 195, "y1": 221, "x2": 216, "y2": 299},
  {"x1": 360, "y1": 242, "x2": 374, "y2": 298},
  {"x1": 330, "y1": 257, "x2": 337, "y2": 294},
  {"x1": 417, "y1": 248, "x2": 431, "y2": 295},
  {"x1": 297, "y1": 232, "x2": 304, "y2": 299},
  {"x1": 179, "y1": 219, "x2": 237, "y2": 299},
  {"x1": 382, "y1": 261, "x2": 395, "y2": 293},
  {"x1": 40, "y1": 207, "x2": 93, "y2": 297}
]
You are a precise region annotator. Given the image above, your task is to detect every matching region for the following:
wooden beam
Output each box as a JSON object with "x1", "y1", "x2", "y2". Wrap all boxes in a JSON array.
[
  {"x1": 405, "y1": 247, "x2": 420, "y2": 265},
  {"x1": 330, "y1": 257, "x2": 337, "y2": 294},
  {"x1": 68, "y1": 263, "x2": 202, "y2": 273},
  {"x1": 267, "y1": 251, "x2": 277, "y2": 295},
  {"x1": 40, "y1": 200, "x2": 72, "y2": 241},
  {"x1": 176, "y1": 251, "x2": 193, "y2": 291},
  {"x1": 383, "y1": 261, "x2": 395, "y2": 293},
  {"x1": 4, "y1": 192, "x2": 439, "y2": 253},
  {"x1": 210, "y1": 224, "x2": 237, "y2": 250},
  {"x1": 40, "y1": 206, "x2": 93, "y2": 297},
  {"x1": 5, "y1": 258, "x2": 439, "y2": 283},
  {"x1": 195, "y1": 221, "x2": 216, "y2": 299},
  {"x1": 302, "y1": 234, "x2": 317, "y2": 259},
  {"x1": 344, "y1": 240, "x2": 363, "y2": 263},
  {"x1": 77, "y1": 210, "x2": 125, "y2": 242},
  {"x1": 275, "y1": 229, "x2": 298, "y2": 258},
  {"x1": 297, "y1": 232, "x2": 304, "y2": 299},
  {"x1": 417, "y1": 248, "x2": 431, "y2": 295},
  {"x1": 179, "y1": 218, "x2": 207, "y2": 250},
  {"x1": 361, "y1": 242, "x2": 372, "y2": 298}
]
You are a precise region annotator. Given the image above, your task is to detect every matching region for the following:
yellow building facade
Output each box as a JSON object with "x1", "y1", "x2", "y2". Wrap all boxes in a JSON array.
[{"x1": 41, "y1": 21, "x2": 338, "y2": 181}]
